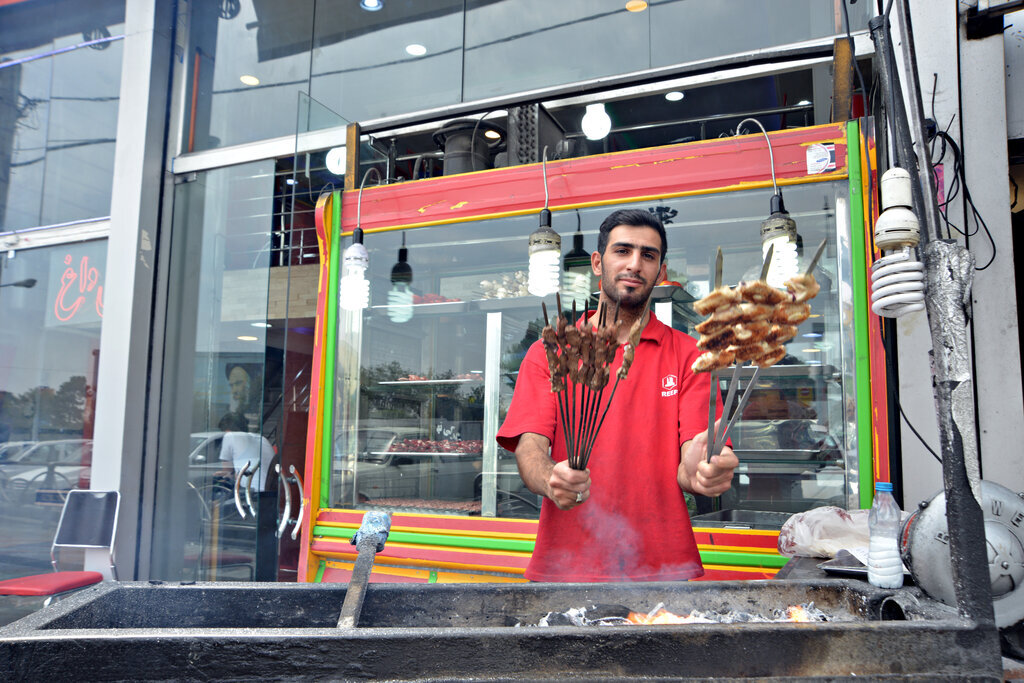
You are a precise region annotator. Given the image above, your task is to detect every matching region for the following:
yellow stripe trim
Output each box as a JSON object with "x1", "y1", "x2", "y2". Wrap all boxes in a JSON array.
[
  {"x1": 692, "y1": 526, "x2": 779, "y2": 537},
  {"x1": 697, "y1": 544, "x2": 782, "y2": 555}
]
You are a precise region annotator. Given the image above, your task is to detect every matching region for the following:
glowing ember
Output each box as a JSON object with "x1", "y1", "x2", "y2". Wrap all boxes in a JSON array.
[
  {"x1": 786, "y1": 605, "x2": 812, "y2": 622},
  {"x1": 526, "y1": 602, "x2": 831, "y2": 627}
]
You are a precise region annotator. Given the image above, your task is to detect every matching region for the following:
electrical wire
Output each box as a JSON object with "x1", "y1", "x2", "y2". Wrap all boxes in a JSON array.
[
  {"x1": 931, "y1": 130, "x2": 997, "y2": 269},
  {"x1": 878, "y1": 323, "x2": 943, "y2": 464}
]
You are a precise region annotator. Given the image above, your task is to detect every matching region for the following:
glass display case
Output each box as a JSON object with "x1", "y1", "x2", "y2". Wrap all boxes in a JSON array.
[{"x1": 329, "y1": 178, "x2": 861, "y2": 521}]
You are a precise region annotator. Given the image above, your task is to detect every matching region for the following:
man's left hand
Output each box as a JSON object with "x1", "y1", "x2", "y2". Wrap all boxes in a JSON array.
[{"x1": 678, "y1": 419, "x2": 739, "y2": 497}]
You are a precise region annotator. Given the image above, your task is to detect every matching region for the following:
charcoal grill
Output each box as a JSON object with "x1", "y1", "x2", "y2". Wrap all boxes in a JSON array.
[{"x1": 0, "y1": 578, "x2": 1002, "y2": 680}]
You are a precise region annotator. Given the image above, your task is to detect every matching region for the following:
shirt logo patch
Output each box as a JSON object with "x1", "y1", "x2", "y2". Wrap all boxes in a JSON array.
[{"x1": 661, "y1": 374, "x2": 678, "y2": 397}]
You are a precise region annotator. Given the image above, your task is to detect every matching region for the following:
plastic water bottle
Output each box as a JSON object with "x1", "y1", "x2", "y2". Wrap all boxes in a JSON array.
[{"x1": 867, "y1": 481, "x2": 904, "y2": 589}]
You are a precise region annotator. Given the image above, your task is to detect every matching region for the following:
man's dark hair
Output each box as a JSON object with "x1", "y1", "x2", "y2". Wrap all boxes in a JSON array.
[
  {"x1": 596, "y1": 209, "x2": 667, "y2": 263},
  {"x1": 218, "y1": 412, "x2": 249, "y2": 433}
]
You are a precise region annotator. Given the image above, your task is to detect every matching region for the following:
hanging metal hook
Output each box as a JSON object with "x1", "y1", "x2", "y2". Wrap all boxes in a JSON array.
[{"x1": 736, "y1": 118, "x2": 778, "y2": 196}]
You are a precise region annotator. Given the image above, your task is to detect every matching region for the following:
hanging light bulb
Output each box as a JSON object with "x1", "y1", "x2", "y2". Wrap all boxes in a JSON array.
[
  {"x1": 527, "y1": 147, "x2": 561, "y2": 297},
  {"x1": 738, "y1": 117, "x2": 800, "y2": 287},
  {"x1": 870, "y1": 168, "x2": 925, "y2": 318},
  {"x1": 339, "y1": 229, "x2": 370, "y2": 311},
  {"x1": 561, "y1": 212, "x2": 591, "y2": 307},
  {"x1": 760, "y1": 193, "x2": 799, "y2": 288},
  {"x1": 340, "y1": 168, "x2": 380, "y2": 311},
  {"x1": 581, "y1": 103, "x2": 612, "y2": 141},
  {"x1": 388, "y1": 234, "x2": 414, "y2": 323}
]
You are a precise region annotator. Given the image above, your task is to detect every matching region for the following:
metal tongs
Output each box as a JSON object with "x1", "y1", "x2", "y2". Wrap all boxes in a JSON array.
[{"x1": 705, "y1": 239, "x2": 827, "y2": 463}]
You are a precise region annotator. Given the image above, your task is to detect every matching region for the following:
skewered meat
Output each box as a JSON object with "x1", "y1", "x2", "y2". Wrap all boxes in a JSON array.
[
  {"x1": 697, "y1": 326, "x2": 738, "y2": 351},
  {"x1": 694, "y1": 286, "x2": 741, "y2": 316},
  {"x1": 784, "y1": 273, "x2": 820, "y2": 303},
  {"x1": 695, "y1": 317, "x2": 731, "y2": 336},
  {"x1": 691, "y1": 348, "x2": 736, "y2": 372},
  {"x1": 709, "y1": 302, "x2": 774, "y2": 324},
  {"x1": 733, "y1": 320, "x2": 770, "y2": 343},
  {"x1": 732, "y1": 341, "x2": 773, "y2": 362},
  {"x1": 617, "y1": 312, "x2": 647, "y2": 379},
  {"x1": 764, "y1": 324, "x2": 798, "y2": 345},
  {"x1": 753, "y1": 346, "x2": 787, "y2": 368},
  {"x1": 772, "y1": 302, "x2": 812, "y2": 325},
  {"x1": 738, "y1": 280, "x2": 788, "y2": 305}
]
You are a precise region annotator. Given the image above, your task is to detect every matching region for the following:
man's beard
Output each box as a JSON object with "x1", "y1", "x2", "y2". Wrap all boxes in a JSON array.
[{"x1": 600, "y1": 271, "x2": 654, "y2": 312}]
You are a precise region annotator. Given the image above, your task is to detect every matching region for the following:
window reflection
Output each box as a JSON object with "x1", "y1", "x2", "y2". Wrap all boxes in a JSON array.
[
  {"x1": 182, "y1": 0, "x2": 870, "y2": 149},
  {"x1": 0, "y1": 0, "x2": 124, "y2": 231},
  {"x1": 0, "y1": 240, "x2": 104, "y2": 583}
]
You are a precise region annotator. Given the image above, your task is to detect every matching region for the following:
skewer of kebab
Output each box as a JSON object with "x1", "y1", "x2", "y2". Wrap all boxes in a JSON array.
[
  {"x1": 707, "y1": 245, "x2": 778, "y2": 460},
  {"x1": 699, "y1": 239, "x2": 827, "y2": 457},
  {"x1": 539, "y1": 291, "x2": 641, "y2": 472},
  {"x1": 696, "y1": 245, "x2": 777, "y2": 462}
]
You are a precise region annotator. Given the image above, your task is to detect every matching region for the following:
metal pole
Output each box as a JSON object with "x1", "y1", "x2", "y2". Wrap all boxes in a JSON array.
[{"x1": 878, "y1": 0, "x2": 995, "y2": 627}]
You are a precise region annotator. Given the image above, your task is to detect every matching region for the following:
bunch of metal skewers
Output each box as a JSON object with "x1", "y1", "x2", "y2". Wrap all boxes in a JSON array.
[
  {"x1": 693, "y1": 239, "x2": 826, "y2": 463},
  {"x1": 540, "y1": 293, "x2": 645, "y2": 470}
]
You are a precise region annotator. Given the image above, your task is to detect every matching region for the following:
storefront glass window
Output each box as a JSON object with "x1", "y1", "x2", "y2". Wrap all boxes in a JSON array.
[
  {"x1": 330, "y1": 180, "x2": 857, "y2": 519},
  {"x1": 651, "y1": 0, "x2": 868, "y2": 68},
  {"x1": 309, "y1": 0, "x2": 464, "y2": 125},
  {"x1": 184, "y1": 1, "x2": 869, "y2": 148},
  {"x1": 183, "y1": 1, "x2": 315, "y2": 151},
  {"x1": 0, "y1": 240, "x2": 104, "y2": 617},
  {"x1": 0, "y1": 0, "x2": 124, "y2": 231},
  {"x1": 154, "y1": 154, "x2": 319, "y2": 582}
]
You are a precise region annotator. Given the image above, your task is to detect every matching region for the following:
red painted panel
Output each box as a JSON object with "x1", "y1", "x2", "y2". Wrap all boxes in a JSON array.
[{"x1": 341, "y1": 124, "x2": 848, "y2": 234}]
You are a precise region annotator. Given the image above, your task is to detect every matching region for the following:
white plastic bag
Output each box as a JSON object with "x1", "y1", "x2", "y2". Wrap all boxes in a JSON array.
[{"x1": 777, "y1": 506, "x2": 870, "y2": 558}]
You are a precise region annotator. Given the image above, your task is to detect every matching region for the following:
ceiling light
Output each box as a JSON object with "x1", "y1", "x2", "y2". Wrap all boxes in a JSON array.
[
  {"x1": 625, "y1": 0, "x2": 648, "y2": 11},
  {"x1": 665, "y1": 91, "x2": 684, "y2": 102},
  {"x1": 250, "y1": 322, "x2": 271, "y2": 328},
  {"x1": 797, "y1": 99, "x2": 812, "y2": 106},
  {"x1": 285, "y1": 178, "x2": 297, "y2": 185},
  {"x1": 360, "y1": 0, "x2": 383, "y2": 10},
  {"x1": 326, "y1": 146, "x2": 346, "y2": 175},
  {"x1": 405, "y1": 44, "x2": 427, "y2": 57},
  {"x1": 801, "y1": 332, "x2": 822, "y2": 338},
  {"x1": 484, "y1": 129, "x2": 501, "y2": 140},
  {"x1": 581, "y1": 103, "x2": 612, "y2": 141},
  {"x1": 237, "y1": 335, "x2": 259, "y2": 341},
  {"x1": 239, "y1": 75, "x2": 260, "y2": 86},
  {"x1": 801, "y1": 348, "x2": 821, "y2": 353}
]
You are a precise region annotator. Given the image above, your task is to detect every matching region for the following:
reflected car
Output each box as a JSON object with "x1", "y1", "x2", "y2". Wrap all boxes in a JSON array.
[
  {"x1": 0, "y1": 441, "x2": 35, "y2": 463},
  {"x1": 1, "y1": 439, "x2": 91, "y2": 503},
  {"x1": 333, "y1": 428, "x2": 481, "y2": 506}
]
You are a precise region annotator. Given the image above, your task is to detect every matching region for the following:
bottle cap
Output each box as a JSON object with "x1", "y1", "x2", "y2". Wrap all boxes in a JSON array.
[{"x1": 874, "y1": 481, "x2": 893, "y2": 493}]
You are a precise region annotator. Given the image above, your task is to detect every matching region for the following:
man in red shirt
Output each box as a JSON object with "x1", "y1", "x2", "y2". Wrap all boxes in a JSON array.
[{"x1": 497, "y1": 209, "x2": 738, "y2": 581}]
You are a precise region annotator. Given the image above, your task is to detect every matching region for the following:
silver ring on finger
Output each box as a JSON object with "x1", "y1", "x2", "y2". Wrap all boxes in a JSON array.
[{"x1": 575, "y1": 491, "x2": 584, "y2": 504}]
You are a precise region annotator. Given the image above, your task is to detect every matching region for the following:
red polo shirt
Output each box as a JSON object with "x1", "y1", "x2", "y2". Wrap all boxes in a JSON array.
[{"x1": 497, "y1": 311, "x2": 719, "y2": 582}]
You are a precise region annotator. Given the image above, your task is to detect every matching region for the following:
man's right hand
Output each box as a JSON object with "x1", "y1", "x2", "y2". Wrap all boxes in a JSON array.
[
  {"x1": 514, "y1": 433, "x2": 591, "y2": 510},
  {"x1": 548, "y1": 459, "x2": 590, "y2": 510}
]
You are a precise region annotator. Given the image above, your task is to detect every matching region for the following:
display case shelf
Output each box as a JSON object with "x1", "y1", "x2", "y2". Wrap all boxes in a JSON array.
[
  {"x1": 372, "y1": 451, "x2": 482, "y2": 458},
  {"x1": 378, "y1": 378, "x2": 482, "y2": 386}
]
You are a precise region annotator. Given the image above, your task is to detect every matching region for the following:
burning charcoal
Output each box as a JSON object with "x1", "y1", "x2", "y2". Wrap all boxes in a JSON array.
[{"x1": 584, "y1": 603, "x2": 632, "y2": 621}]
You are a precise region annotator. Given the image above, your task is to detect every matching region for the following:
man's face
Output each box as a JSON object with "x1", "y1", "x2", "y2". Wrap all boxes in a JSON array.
[
  {"x1": 228, "y1": 366, "x2": 251, "y2": 405},
  {"x1": 592, "y1": 224, "x2": 667, "y2": 311}
]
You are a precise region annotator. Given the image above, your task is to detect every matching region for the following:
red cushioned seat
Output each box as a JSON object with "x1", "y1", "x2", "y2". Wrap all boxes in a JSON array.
[{"x1": 0, "y1": 571, "x2": 103, "y2": 597}]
